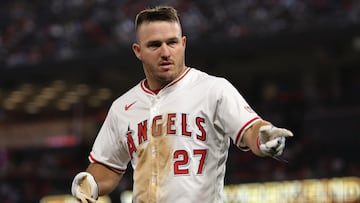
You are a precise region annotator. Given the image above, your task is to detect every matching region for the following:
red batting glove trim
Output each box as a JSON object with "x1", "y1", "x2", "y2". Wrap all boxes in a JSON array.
[{"x1": 256, "y1": 135, "x2": 261, "y2": 149}]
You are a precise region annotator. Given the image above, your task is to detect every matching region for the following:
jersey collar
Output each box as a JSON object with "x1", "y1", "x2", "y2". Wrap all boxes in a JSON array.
[{"x1": 140, "y1": 67, "x2": 191, "y2": 95}]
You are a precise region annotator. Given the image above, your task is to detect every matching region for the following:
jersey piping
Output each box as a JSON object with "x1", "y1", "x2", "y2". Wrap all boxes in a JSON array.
[
  {"x1": 235, "y1": 116, "x2": 261, "y2": 146},
  {"x1": 89, "y1": 153, "x2": 126, "y2": 174}
]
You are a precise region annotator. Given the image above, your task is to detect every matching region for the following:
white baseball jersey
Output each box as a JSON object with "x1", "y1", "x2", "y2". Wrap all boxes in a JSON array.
[{"x1": 89, "y1": 67, "x2": 261, "y2": 203}]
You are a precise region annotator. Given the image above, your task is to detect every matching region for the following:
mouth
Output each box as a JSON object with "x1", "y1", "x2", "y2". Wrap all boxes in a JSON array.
[{"x1": 159, "y1": 61, "x2": 173, "y2": 69}]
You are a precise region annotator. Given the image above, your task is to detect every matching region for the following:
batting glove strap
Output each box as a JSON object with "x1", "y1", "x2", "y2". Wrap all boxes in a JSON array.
[
  {"x1": 258, "y1": 125, "x2": 293, "y2": 157},
  {"x1": 71, "y1": 172, "x2": 99, "y2": 201}
]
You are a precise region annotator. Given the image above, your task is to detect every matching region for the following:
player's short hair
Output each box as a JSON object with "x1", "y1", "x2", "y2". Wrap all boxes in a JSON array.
[{"x1": 134, "y1": 6, "x2": 181, "y2": 32}]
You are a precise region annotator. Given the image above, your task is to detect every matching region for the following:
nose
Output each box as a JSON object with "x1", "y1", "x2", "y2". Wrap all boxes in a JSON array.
[{"x1": 160, "y1": 43, "x2": 170, "y2": 58}]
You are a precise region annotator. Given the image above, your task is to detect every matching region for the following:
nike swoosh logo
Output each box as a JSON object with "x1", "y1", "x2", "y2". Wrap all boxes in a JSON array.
[{"x1": 125, "y1": 101, "x2": 137, "y2": 111}]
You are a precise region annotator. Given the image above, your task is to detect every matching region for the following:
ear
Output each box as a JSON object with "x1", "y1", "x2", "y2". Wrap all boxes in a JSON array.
[
  {"x1": 182, "y1": 36, "x2": 187, "y2": 48},
  {"x1": 132, "y1": 43, "x2": 141, "y2": 60}
]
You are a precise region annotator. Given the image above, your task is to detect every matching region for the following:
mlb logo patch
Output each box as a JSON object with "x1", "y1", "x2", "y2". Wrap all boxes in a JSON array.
[{"x1": 244, "y1": 106, "x2": 254, "y2": 113}]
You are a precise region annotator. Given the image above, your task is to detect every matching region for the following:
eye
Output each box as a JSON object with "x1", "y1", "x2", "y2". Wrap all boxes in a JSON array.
[
  {"x1": 167, "y1": 39, "x2": 178, "y2": 46},
  {"x1": 147, "y1": 41, "x2": 161, "y2": 48}
]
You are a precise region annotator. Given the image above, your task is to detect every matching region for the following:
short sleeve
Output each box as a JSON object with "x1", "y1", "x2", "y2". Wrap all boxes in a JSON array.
[
  {"x1": 213, "y1": 78, "x2": 261, "y2": 149},
  {"x1": 89, "y1": 105, "x2": 130, "y2": 173}
]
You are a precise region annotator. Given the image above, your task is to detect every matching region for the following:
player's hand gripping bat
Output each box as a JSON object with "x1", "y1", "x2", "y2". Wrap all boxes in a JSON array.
[
  {"x1": 71, "y1": 172, "x2": 98, "y2": 203},
  {"x1": 258, "y1": 125, "x2": 293, "y2": 162}
]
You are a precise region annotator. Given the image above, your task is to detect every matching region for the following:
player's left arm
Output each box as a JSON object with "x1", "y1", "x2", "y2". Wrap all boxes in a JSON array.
[{"x1": 242, "y1": 120, "x2": 293, "y2": 157}]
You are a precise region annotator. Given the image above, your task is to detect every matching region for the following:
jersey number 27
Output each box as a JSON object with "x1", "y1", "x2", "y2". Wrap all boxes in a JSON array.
[{"x1": 173, "y1": 149, "x2": 207, "y2": 175}]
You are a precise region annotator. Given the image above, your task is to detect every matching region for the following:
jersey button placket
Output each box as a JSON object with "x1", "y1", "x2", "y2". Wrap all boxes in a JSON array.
[
  {"x1": 149, "y1": 96, "x2": 161, "y2": 202},
  {"x1": 150, "y1": 97, "x2": 160, "y2": 115}
]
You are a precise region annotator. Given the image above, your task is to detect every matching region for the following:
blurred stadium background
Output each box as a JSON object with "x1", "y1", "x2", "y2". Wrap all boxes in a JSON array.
[{"x1": 0, "y1": 0, "x2": 359, "y2": 202}]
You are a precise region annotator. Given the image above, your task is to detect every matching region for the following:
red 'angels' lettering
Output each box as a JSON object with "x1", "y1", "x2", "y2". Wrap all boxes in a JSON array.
[
  {"x1": 137, "y1": 120, "x2": 147, "y2": 145},
  {"x1": 127, "y1": 128, "x2": 136, "y2": 159},
  {"x1": 126, "y1": 113, "x2": 207, "y2": 159},
  {"x1": 182, "y1": 113, "x2": 191, "y2": 136}
]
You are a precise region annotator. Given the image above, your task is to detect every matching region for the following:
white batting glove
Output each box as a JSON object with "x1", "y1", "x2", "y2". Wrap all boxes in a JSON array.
[
  {"x1": 71, "y1": 172, "x2": 98, "y2": 203},
  {"x1": 258, "y1": 125, "x2": 293, "y2": 157}
]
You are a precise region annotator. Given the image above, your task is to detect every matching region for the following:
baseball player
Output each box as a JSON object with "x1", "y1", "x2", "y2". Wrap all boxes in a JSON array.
[{"x1": 71, "y1": 6, "x2": 293, "y2": 203}]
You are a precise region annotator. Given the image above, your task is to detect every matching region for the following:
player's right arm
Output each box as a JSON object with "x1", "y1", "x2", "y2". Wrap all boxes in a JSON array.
[
  {"x1": 71, "y1": 99, "x2": 131, "y2": 202},
  {"x1": 71, "y1": 162, "x2": 123, "y2": 202},
  {"x1": 87, "y1": 162, "x2": 123, "y2": 195}
]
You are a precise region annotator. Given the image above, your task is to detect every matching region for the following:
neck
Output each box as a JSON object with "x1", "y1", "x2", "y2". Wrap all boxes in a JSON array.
[
  {"x1": 144, "y1": 80, "x2": 164, "y2": 94},
  {"x1": 145, "y1": 66, "x2": 187, "y2": 91}
]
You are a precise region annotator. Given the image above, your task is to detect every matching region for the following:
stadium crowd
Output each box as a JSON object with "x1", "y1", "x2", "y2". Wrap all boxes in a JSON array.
[{"x1": 1, "y1": 0, "x2": 360, "y2": 67}]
